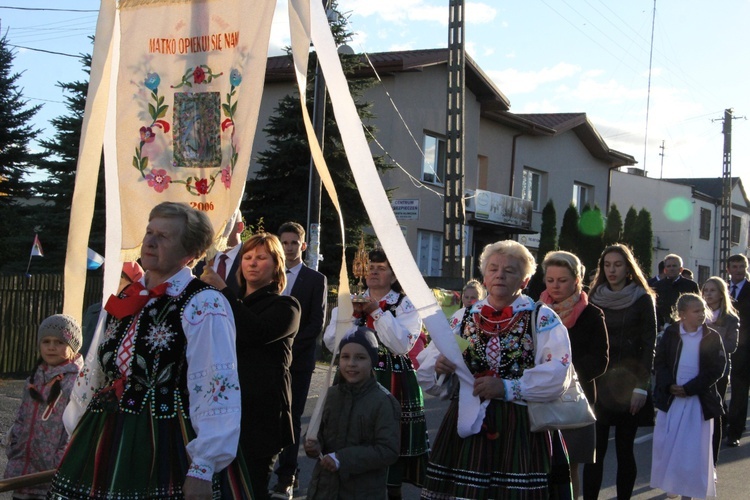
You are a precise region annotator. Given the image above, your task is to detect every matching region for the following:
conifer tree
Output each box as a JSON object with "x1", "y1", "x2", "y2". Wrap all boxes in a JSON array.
[
  {"x1": 633, "y1": 208, "x2": 654, "y2": 274},
  {"x1": 622, "y1": 206, "x2": 639, "y2": 249},
  {"x1": 558, "y1": 203, "x2": 580, "y2": 256},
  {"x1": 33, "y1": 51, "x2": 107, "y2": 273},
  {"x1": 526, "y1": 199, "x2": 557, "y2": 300},
  {"x1": 603, "y1": 204, "x2": 623, "y2": 247},
  {"x1": 578, "y1": 204, "x2": 604, "y2": 279},
  {"x1": 0, "y1": 32, "x2": 46, "y2": 269}
]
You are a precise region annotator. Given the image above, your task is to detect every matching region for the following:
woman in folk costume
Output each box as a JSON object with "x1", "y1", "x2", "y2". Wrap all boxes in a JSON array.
[
  {"x1": 417, "y1": 240, "x2": 573, "y2": 500},
  {"x1": 324, "y1": 248, "x2": 428, "y2": 499},
  {"x1": 48, "y1": 202, "x2": 250, "y2": 499}
]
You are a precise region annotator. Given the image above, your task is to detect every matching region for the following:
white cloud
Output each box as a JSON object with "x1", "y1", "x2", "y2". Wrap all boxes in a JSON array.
[{"x1": 488, "y1": 63, "x2": 580, "y2": 95}]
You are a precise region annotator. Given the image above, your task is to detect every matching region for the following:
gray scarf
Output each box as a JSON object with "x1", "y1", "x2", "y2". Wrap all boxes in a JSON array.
[{"x1": 590, "y1": 281, "x2": 647, "y2": 310}]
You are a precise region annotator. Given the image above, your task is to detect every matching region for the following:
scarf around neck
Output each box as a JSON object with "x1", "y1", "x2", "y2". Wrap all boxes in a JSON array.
[
  {"x1": 589, "y1": 281, "x2": 647, "y2": 310},
  {"x1": 540, "y1": 289, "x2": 588, "y2": 329}
]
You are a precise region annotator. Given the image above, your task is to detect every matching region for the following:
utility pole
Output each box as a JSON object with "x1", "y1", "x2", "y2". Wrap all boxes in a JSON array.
[
  {"x1": 305, "y1": 0, "x2": 333, "y2": 271},
  {"x1": 713, "y1": 108, "x2": 746, "y2": 276},
  {"x1": 443, "y1": 0, "x2": 466, "y2": 283},
  {"x1": 658, "y1": 140, "x2": 665, "y2": 179}
]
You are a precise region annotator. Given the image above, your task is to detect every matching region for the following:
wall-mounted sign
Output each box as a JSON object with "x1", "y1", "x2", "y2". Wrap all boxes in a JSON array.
[
  {"x1": 473, "y1": 189, "x2": 532, "y2": 229},
  {"x1": 392, "y1": 199, "x2": 419, "y2": 220}
]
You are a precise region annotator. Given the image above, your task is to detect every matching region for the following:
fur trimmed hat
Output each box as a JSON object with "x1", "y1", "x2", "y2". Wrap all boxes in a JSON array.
[
  {"x1": 338, "y1": 326, "x2": 379, "y2": 367},
  {"x1": 37, "y1": 314, "x2": 83, "y2": 354}
]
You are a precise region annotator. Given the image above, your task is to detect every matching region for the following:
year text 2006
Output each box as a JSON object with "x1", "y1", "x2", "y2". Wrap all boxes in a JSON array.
[{"x1": 190, "y1": 201, "x2": 214, "y2": 211}]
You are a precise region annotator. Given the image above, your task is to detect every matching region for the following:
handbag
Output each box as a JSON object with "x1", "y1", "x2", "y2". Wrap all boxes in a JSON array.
[{"x1": 526, "y1": 302, "x2": 597, "y2": 432}]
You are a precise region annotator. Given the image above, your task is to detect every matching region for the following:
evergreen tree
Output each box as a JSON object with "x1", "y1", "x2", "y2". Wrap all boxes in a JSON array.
[
  {"x1": 578, "y1": 204, "x2": 605, "y2": 280},
  {"x1": 243, "y1": 2, "x2": 391, "y2": 281},
  {"x1": 558, "y1": 203, "x2": 580, "y2": 255},
  {"x1": 32, "y1": 51, "x2": 106, "y2": 273},
  {"x1": 0, "y1": 32, "x2": 47, "y2": 269},
  {"x1": 622, "y1": 206, "x2": 639, "y2": 249},
  {"x1": 603, "y1": 204, "x2": 623, "y2": 247},
  {"x1": 526, "y1": 199, "x2": 557, "y2": 300},
  {"x1": 633, "y1": 208, "x2": 654, "y2": 274}
]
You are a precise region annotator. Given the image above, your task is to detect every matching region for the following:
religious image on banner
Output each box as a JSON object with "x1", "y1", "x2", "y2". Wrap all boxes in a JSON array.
[{"x1": 115, "y1": 0, "x2": 275, "y2": 257}]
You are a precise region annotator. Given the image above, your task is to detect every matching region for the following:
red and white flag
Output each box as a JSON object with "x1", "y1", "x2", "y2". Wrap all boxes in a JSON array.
[{"x1": 30, "y1": 234, "x2": 44, "y2": 257}]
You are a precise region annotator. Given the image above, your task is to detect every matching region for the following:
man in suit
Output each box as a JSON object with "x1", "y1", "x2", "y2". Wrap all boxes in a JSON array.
[
  {"x1": 271, "y1": 222, "x2": 327, "y2": 499},
  {"x1": 647, "y1": 260, "x2": 665, "y2": 288},
  {"x1": 194, "y1": 210, "x2": 244, "y2": 295},
  {"x1": 727, "y1": 254, "x2": 750, "y2": 447},
  {"x1": 654, "y1": 253, "x2": 699, "y2": 330}
]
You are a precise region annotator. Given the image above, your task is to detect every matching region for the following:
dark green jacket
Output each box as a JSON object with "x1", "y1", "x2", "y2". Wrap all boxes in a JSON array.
[{"x1": 307, "y1": 375, "x2": 400, "y2": 499}]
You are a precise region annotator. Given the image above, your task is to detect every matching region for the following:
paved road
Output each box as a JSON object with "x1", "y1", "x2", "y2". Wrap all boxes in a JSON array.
[{"x1": 3, "y1": 367, "x2": 750, "y2": 499}]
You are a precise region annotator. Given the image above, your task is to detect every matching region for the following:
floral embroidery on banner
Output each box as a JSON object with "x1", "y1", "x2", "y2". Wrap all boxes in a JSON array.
[{"x1": 133, "y1": 66, "x2": 244, "y2": 196}]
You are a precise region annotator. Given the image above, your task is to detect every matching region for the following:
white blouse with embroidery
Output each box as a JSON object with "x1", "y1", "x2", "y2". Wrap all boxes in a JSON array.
[
  {"x1": 323, "y1": 289, "x2": 422, "y2": 355},
  {"x1": 64, "y1": 267, "x2": 240, "y2": 482}
]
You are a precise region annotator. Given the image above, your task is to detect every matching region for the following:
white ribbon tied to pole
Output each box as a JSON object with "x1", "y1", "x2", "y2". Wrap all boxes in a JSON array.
[{"x1": 293, "y1": 0, "x2": 484, "y2": 438}]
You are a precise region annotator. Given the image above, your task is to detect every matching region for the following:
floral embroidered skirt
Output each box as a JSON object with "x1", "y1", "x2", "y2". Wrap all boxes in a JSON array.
[
  {"x1": 375, "y1": 350, "x2": 429, "y2": 487},
  {"x1": 421, "y1": 399, "x2": 572, "y2": 500},
  {"x1": 47, "y1": 409, "x2": 252, "y2": 499}
]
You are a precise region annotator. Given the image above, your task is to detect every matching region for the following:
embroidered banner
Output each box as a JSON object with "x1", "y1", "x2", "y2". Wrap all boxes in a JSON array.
[
  {"x1": 116, "y1": 0, "x2": 276, "y2": 257},
  {"x1": 64, "y1": 0, "x2": 277, "y2": 322}
]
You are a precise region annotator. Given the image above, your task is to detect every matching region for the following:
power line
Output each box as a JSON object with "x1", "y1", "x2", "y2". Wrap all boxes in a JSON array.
[
  {"x1": 7, "y1": 43, "x2": 79, "y2": 58},
  {"x1": 0, "y1": 6, "x2": 98, "y2": 13}
]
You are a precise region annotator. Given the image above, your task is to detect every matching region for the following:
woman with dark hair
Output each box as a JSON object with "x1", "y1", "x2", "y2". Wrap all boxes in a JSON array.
[
  {"x1": 542, "y1": 251, "x2": 609, "y2": 499},
  {"x1": 201, "y1": 232, "x2": 301, "y2": 500},
  {"x1": 49, "y1": 202, "x2": 248, "y2": 499},
  {"x1": 582, "y1": 244, "x2": 657, "y2": 500},
  {"x1": 324, "y1": 249, "x2": 428, "y2": 499}
]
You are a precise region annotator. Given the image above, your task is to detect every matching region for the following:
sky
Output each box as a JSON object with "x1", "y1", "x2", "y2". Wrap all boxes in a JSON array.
[{"x1": 2, "y1": 0, "x2": 749, "y2": 184}]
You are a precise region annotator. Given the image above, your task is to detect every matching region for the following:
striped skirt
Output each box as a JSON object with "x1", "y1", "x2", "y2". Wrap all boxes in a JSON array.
[
  {"x1": 375, "y1": 350, "x2": 429, "y2": 487},
  {"x1": 47, "y1": 409, "x2": 252, "y2": 499},
  {"x1": 421, "y1": 399, "x2": 572, "y2": 500}
]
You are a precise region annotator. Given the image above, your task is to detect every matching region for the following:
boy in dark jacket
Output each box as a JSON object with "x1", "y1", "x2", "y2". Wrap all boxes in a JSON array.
[{"x1": 304, "y1": 327, "x2": 400, "y2": 499}]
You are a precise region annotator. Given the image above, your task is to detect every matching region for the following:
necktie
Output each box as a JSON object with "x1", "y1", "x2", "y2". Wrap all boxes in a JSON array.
[
  {"x1": 217, "y1": 253, "x2": 229, "y2": 281},
  {"x1": 731, "y1": 283, "x2": 738, "y2": 300},
  {"x1": 104, "y1": 281, "x2": 170, "y2": 319}
]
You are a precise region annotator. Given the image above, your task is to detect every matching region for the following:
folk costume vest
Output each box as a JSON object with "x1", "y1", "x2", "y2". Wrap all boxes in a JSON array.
[{"x1": 90, "y1": 279, "x2": 211, "y2": 418}]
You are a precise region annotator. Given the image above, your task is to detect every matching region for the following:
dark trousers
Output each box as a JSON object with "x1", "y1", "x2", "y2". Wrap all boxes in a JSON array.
[
  {"x1": 713, "y1": 372, "x2": 730, "y2": 463},
  {"x1": 582, "y1": 419, "x2": 639, "y2": 500},
  {"x1": 728, "y1": 344, "x2": 750, "y2": 440},
  {"x1": 247, "y1": 454, "x2": 278, "y2": 500},
  {"x1": 275, "y1": 367, "x2": 314, "y2": 483}
]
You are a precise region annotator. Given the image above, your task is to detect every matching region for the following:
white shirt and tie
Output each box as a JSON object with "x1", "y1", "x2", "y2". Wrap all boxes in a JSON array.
[
  {"x1": 212, "y1": 244, "x2": 242, "y2": 280},
  {"x1": 731, "y1": 280, "x2": 746, "y2": 300},
  {"x1": 283, "y1": 262, "x2": 304, "y2": 296}
]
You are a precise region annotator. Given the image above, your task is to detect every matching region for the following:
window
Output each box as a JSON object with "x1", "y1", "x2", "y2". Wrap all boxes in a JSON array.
[
  {"x1": 477, "y1": 155, "x2": 488, "y2": 190},
  {"x1": 699, "y1": 208, "x2": 711, "y2": 240},
  {"x1": 522, "y1": 169, "x2": 542, "y2": 211},
  {"x1": 698, "y1": 265, "x2": 711, "y2": 286},
  {"x1": 422, "y1": 133, "x2": 446, "y2": 184},
  {"x1": 417, "y1": 230, "x2": 443, "y2": 276},
  {"x1": 731, "y1": 215, "x2": 742, "y2": 245},
  {"x1": 572, "y1": 183, "x2": 591, "y2": 211}
]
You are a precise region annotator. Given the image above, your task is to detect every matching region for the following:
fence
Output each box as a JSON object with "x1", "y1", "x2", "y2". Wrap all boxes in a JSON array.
[{"x1": 0, "y1": 274, "x2": 102, "y2": 376}]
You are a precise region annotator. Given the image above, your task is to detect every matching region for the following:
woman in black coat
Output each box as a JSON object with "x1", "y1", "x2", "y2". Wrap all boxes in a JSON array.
[
  {"x1": 582, "y1": 245, "x2": 657, "y2": 500},
  {"x1": 541, "y1": 251, "x2": 609, "y2": 499},
  {"x1": 201, "y1": 232, "x2": 301, "y2": 500}
]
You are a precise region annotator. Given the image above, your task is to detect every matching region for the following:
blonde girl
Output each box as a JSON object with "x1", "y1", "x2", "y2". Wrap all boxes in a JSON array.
[
  {"x1": 651, "y1": 293, "x2": 725, "y2": 499},
  {"x1": 702, "y1": 277, "x2": 739, "y2": 462}
]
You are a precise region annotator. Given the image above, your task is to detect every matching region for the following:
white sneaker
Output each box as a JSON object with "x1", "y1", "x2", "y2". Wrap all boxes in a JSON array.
[{"x1": 269, "y1": 483, "x2": 293, "y2": 500}]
